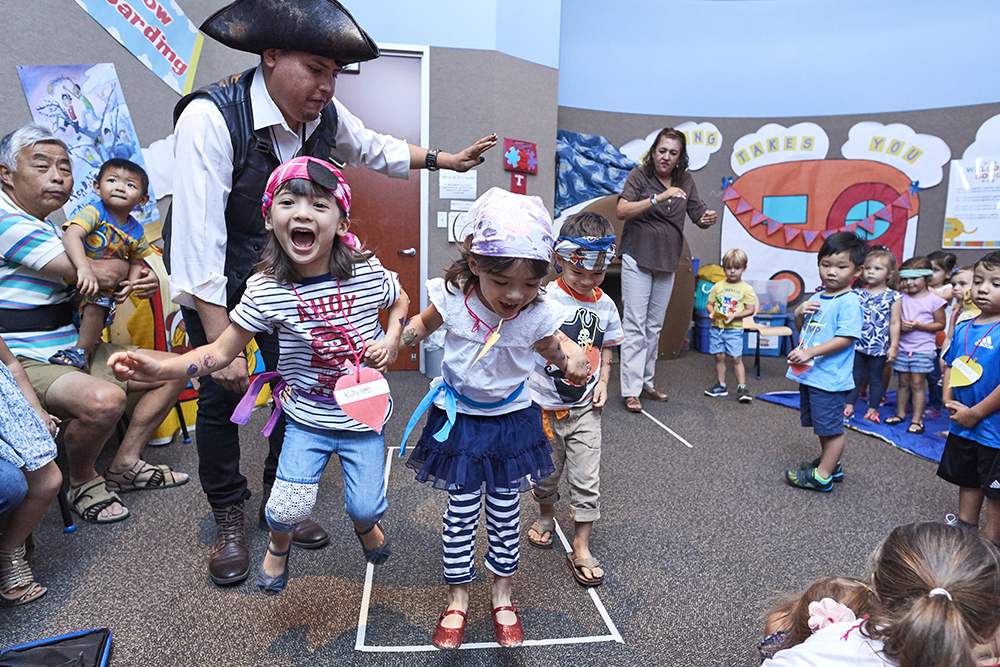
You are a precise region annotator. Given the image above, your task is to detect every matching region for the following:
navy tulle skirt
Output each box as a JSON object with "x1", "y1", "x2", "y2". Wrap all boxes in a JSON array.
[{"x1": 405, "y1": 403, "x2": 554, "y2": 493}]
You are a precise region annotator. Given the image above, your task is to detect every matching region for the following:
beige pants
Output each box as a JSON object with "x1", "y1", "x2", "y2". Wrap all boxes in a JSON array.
[{"x1": 531, "y1": 402, "x2": 602, "y2": 523}]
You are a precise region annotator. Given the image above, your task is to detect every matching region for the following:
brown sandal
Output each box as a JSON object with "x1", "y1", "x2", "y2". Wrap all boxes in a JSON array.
[
  {"x1": 67, "y1": 476, "x2": 129, "y2": 524},
  {"x1": 625, "y1": 396, "x2": 642, "y2": 413},
  {"x1": 641, "y1": 387, "x2": 669, "y2": 402},
  {"x1": 0, "y1": 545, "x2": 47, "y2": 607},
  {"x1": 104, "y1": 460, "x2": 189, "y2": 493}
]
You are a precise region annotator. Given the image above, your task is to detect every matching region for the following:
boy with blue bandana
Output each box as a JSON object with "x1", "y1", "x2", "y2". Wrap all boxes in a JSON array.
[{"x1": 526, "y1": 212, "x2": 624, "y2": 586}]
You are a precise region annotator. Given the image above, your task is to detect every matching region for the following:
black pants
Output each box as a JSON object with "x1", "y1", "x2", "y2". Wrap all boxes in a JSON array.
[
  {"x1": 182, "y1": 306, "x2": 283, "y2": 508},
  {"x1": 845, "y1": 351, "x2": 887, "y2": 411}
]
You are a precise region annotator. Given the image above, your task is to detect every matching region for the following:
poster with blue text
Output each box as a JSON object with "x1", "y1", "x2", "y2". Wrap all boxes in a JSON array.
[
  {"x1": 17, "y1": 63, "x2": 159, "y2": 225},
  {"x1": 74, "y1": 0, "x2": 203, "y2": 95}
]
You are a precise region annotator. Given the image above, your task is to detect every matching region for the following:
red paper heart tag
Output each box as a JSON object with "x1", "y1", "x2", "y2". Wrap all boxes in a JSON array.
[
  {"x1": 334, "y1": 362, "x2": 389, "y2": 434},
  {"x1": 788, "y1": 357, "x2": 814, "y2": 377},
  {"x1": 585, "y1": 345, "x2": 600, "y2": 378}
]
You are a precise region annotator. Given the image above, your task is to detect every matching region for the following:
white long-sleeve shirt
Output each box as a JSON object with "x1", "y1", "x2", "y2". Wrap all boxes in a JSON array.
[{"x1": 168, "y1": 65, "x2": 411, "y2": 309}]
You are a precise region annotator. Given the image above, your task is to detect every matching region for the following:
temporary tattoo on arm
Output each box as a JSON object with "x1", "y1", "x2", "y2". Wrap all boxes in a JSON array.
[
  {"x1": 187, "y1": 364, "x2": 199, "y2": 376},
  {"x1": 402, "y1": 328, "x2": 418, "y2": 346},
  {"x1": 203, "y1": 352, "x2": 218, "y2": 369}
]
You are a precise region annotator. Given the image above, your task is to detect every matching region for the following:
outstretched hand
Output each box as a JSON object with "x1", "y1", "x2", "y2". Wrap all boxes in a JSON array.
[
  {"x1": 107, "y1": 349, "x2": 161, "y2": 383},
  {"x1": 447, "y1": 134, "x2": 498, "y2": 172}
]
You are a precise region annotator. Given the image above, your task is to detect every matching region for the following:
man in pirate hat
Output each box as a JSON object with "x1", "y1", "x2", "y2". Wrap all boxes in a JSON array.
[{"x1": 164, "y1": 0, "x2": 496, "y2": 586}]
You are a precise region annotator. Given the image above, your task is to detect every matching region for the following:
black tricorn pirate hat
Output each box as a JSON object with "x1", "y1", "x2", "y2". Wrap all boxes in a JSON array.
[{"x1": 200, "y1": 0, "x2": 380, "y2": 65}]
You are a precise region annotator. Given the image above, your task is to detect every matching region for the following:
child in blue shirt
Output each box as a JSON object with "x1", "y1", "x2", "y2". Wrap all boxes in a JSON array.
[
  {"x1": 938, "y1": 250, "x2": 1000, "y2": 547},
  {"x1": 784, "y1": 232, "x2": 865, "y2": 492}
]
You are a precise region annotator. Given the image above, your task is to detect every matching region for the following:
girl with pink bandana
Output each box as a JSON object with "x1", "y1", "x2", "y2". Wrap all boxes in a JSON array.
[
  {"x1": 108, "y1": 157, "x2": 408, "y2": 594},
  {"x1": 396, "y1": 187, "x2": 590, "y2": 649}
]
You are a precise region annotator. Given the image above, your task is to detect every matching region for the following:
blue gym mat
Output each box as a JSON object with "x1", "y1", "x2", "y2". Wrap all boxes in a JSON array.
[{"x1": 757, "y1": 390, "x2": 948, "y2": 463}]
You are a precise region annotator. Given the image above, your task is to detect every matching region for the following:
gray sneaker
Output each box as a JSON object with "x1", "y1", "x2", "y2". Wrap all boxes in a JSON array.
[
  {"x1": 704, "y1": 382, "x2": 728, "y2": 397},
  {"x1": 737, "y1": 385, "x2": 753, "y2": 403}
]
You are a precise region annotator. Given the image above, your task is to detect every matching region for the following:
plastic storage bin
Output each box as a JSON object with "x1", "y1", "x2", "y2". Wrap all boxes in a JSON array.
[
  {"x1": 693, "y1": 311, "x2": 712, "y2": 353},
  {"x1": 743, "y1": 315, "x2": 784, "y2": 357},
  {"x1": 747, "y1": 279, "x2": 794, "y2": 316}
]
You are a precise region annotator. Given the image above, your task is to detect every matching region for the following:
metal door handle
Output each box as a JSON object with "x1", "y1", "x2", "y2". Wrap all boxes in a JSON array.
[{"x1": 398, "y1": 248, "x2": 416, "y2": 256}]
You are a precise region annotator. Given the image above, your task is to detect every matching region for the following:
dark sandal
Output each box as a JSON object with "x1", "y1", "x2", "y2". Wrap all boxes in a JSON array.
[
  {"x1": 884, "y1": 415, "x2": 905, "y2": 425},
  {"x1": 567, "y1": 554, "x2": 604, "y2": 587},
  {"x1": 104, "y1": 460, "x2": 189, "y2": 493},
  {"x1": 527, "y1": 521, "x2": 554, "y2": 549},
  {"x1": 255, "y1": 544, "x2": 290, "y2": 595},
  {"x1": 66, "y1": 476, "x2": 129, "y2": 524},
  {"x1": 48, "y1": 346, "x2": 87, "y2": 369},
  {"x1": 0, "y1": 545, "x2": 47, "y2": 607},
  {"x1": 355, "y1": 523, "x2": 391, "y2": 565},
  {"x1": 907, "y1": 423, "x2": 925, "y2": 434}
]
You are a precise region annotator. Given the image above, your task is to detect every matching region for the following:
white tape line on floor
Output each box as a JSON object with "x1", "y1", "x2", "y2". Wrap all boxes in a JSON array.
[
  {"x1": 355, "y1": 447, "x2": 624, "y2": 651},
  {"x1": 641, "y1": 410, "x2": 694, "y2": 448}
]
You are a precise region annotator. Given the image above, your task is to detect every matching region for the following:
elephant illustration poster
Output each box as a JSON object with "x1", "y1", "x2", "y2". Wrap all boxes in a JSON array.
[
  {"x1": 942, "y1": 114, "x2": 1000, "y2": 248},
  {"x1": 721, "y1": 122, "x2": 949, "y2": 300}
]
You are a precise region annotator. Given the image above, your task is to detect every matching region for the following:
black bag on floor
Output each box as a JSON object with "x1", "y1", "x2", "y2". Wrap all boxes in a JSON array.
[{"x1": 0, "y1": 628, "x2": 111, "y2": 666}]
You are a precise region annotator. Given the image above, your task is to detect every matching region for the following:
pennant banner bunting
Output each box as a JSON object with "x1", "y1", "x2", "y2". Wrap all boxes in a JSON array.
[
  {"x1": 734, "y1": 198, "x2": 754, "y2": 214},
  {"x1": 784, "y1": 227, "x2": 801, "y2": 243},
  {"x1": 750, "y1": 210, "x2": 768, "y2": 227},
  {"x1": 722, "y1": 185, "x2": 740, "y2": 202},
  {"x1": 802, "y1": 230, "x2": 819, "y2": 246},
  {"x1": 766, "y1": 219, "x2": 783, "y2": 235}
]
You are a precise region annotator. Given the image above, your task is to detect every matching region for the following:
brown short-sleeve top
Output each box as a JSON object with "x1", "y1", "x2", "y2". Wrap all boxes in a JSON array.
[{"x1": 617, "y1": 167, "x2": 706, "y2": 273}]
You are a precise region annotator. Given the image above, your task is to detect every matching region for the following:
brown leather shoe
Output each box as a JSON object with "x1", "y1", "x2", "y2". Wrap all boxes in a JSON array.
[
  {"x1": 259, "y1": 484, "x2": 330, "y2": 550},
  {"x1": 640, "y1": 387, "x2": 669, "y2": 402},
  {"x1": 209, "y1": 502, "x2": 250, "y2": 585},
  {"x1": 625, "y1": 396, "x2": 642, "y2": 413}
]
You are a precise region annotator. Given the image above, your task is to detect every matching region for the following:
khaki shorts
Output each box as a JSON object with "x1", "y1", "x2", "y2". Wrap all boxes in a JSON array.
[{"x1": 19, "y1": 341, "x2": 140, "y2": 412}]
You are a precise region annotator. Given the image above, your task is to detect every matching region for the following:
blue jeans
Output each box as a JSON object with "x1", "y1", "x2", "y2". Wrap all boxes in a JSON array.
[
  {"x1": 0, "y1": 460, "x2": 27, "y2": 516},
  {"x1": 267, "y1": 417, "x2": 387, "y2": 532},
  {"x1": 846, "y1": 352, "x2": 887, "y2": 411}
]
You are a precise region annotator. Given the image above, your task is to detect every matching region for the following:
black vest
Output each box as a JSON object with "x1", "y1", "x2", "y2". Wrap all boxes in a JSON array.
[{"x1": 163, "y1": 68, "x2": 339, "y2": 308}]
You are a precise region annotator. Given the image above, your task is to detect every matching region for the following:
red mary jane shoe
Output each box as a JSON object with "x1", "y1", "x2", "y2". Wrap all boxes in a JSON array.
[
  {"x1": 491, "y1": 605, "x2": 524, "y2": 647},
  {"x1": 431, "y1": 609, "x2": 467, "y2": 650}
]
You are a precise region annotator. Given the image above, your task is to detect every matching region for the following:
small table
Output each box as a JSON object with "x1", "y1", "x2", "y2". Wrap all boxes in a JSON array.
[{"x1": 743, "y1": 317, "x2": 794, "y2": 380}]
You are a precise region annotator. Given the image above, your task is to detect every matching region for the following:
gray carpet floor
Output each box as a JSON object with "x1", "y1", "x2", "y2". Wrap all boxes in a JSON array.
[{"x1": 0, "y1": 351, "x2": 956, "y2": 666}]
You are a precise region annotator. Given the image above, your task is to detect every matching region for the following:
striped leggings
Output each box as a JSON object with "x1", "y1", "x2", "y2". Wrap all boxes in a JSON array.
[{"x1": 443, "y1": 490, "x2": 520, "y2": 585}]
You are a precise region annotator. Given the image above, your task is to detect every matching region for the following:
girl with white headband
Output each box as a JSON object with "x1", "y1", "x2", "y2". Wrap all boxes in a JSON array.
[
  {"x1": 396, "y1": 187, "x2": 590, "y2": 649},
  {"x1": 762, "y1": 522, "x2": 1000, "y2": 667}
]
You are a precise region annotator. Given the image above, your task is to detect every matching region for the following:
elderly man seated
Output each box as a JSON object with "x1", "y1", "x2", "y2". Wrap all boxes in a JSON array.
[{"x1": 0, "y1": 123, "x2": 188, "y2": 524}]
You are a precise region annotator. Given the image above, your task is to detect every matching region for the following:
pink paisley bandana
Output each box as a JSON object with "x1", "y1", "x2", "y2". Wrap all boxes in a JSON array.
[
  {"x1": 464, "y1": 187, "x2": 554, "y2": 262},
  {"x1": 261, "y1": 157, "x2": 352, "y2": 220}
]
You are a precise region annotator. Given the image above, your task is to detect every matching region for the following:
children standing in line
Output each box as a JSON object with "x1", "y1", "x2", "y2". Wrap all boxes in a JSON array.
[
  {"x1": 0, "y1": 336, "x2": 62, "y2": 606},
  {"x1": 758, "y1": 576, "x2": 878, "y2": 662},
  {"x1": 396, "y1": 188, "x2": 590, "y2": 649},
  {"x1": 938, "y1": 251, "x2": 1000, "y2": 546},
  {"x1": 525, "y1": 211, "x2": 624, "y2": 587},
  {"x1": 783, "y1": 232, "x2": 864, "y2": 492},
  {"x1": 760, "y1": 522, "x2": 1000, "y2": 667},
  {"x1": 704, "y1": 248, "x2": 757, "y2": 403},
  {"x1": 885, "y1": 257, "x2": 947, "y2": 434},
  {"x1": 49, "y1": 159, "x2": 154, "y2": 369},
  {"x1": 843, "y1": 246, "x2": 901, "y2": 424},
  {"x1": 109, "y1": 158, "x2": 407, "y2": 594}
]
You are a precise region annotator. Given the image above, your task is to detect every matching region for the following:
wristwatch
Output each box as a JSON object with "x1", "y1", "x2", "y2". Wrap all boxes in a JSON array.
[
  {"x1": 425, "y1": 148, "x2": 441, "y2": 171},
  {"x1": 649, "y1": 195, "x2": 658, "y2": 207}
]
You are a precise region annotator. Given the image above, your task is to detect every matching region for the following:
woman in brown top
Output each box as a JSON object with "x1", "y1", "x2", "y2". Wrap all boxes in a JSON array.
[{"x1": 616, "y1": 128, "x2": 717, "y2": 412}]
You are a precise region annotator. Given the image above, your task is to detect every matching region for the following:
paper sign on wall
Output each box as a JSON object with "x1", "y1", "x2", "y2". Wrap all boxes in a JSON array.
[
  {"x1": 942, "y1": 158, "x2": 1000, "y2": 248},
  {"x1": 74, "y1": 0, "x2": 203, "y2": 95},
  {"x1": 17, "y1": 63, "x2": 159, "y2": 225},
  {"x1": 439, "y1": 171, "x2": 477, "y2": 199}
]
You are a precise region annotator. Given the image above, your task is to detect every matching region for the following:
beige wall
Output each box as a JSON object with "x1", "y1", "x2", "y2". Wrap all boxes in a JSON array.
[
  {"x1": 558, "y1": 103, "x2": 1000, "y2": 269},
  {"x1": 425, "y1": 47, "x2": 558, "y2": 281}
]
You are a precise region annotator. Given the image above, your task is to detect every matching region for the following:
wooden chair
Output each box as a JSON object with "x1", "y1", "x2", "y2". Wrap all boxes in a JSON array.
[{"x1": 743, "y1": 315, "x2": 795, "y2": 380}]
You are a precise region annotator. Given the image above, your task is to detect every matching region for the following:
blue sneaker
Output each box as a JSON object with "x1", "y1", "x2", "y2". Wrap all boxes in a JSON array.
[
  {"x1": 704, "y1": 382, "x2": 728, "y2": 397},
  {"x1": 799, "y1": 457, "x2": 843, "y2": 482},
  {"x1": 785, "y1": 467, "x2": 833, "y2": 492}
]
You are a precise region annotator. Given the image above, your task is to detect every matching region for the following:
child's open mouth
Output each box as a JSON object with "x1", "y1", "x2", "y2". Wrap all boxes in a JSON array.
[{"x1": 290, "y1": 229, "x2": 316, "y2": 251}]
